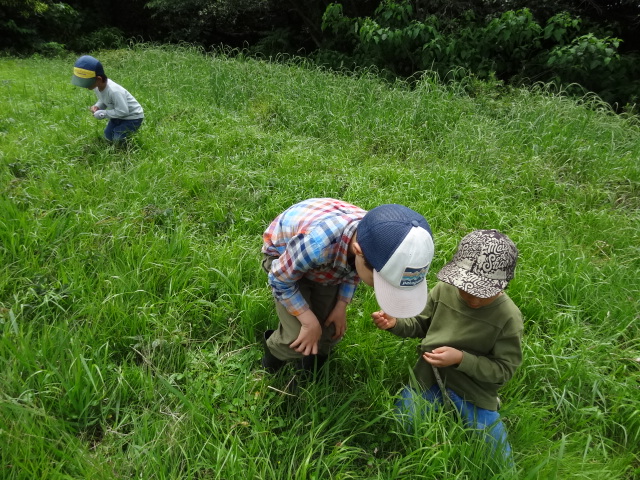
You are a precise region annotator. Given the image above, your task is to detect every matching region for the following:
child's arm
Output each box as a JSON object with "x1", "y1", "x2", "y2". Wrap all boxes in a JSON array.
[
  {"x1": 455, "y1": 332, "x2": 522, "y2": 384},
  {"x1": 324, "y1": 299, "x2": 348, "y2": 340},
  {"x1": 90, "y1": 101, "x2": 106, "y2": 116},
  {"x1": 323, "y1": 278, "x2": 358, "y2": 340},
  {"x1": 267, "y1": 236, "x2": 322, "y2": 315},
  {"x1": 92, "y1": 92, "x2": 106, "y2": 111},
  {"x1": 371, "y1": 309, "x2": 431, "y2": 337},
  {"x1": 371, "y1": 310, "x2": 397, "y2": 329},
  {"x1": 101, "y1": 88, "x2": 134, "y2": 119},
  {"x1": 423, "y1": 347, "x2": 463, "y2": 367},
  {"x1": 289, "y1": 309, "x2": 323, "y2": 356},
  {"x1": 290, "y1": 299, "x2": 349, "y2": 354},
  {"x1": 269, "y1": 232, "x2": 343, "y2": 353},
  {"x1": 91, "y1": 96, "x2": 107, "y2": 117},
  {"x1": 373, "y1": 283, "x2": 438, "y2": 336}
]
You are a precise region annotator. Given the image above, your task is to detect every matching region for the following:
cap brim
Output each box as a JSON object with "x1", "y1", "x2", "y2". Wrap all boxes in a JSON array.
[
  {"x1": 71, "y1": 75, "x2": 95, "y2": 88},
  {"x1": 373, "y1": 269, "x2": 428, "y2": 318},
  {"x1": 437, "y1": 262, "x2": 506, "y2": 298}
]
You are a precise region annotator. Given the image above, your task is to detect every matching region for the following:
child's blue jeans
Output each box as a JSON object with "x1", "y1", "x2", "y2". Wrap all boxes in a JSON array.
[
  {"x1": 395, "y1": 384, "x2": 513, "y2": 464},
  {"x1": 104, "y1": 118, "x2": 143, "y2": 143}
]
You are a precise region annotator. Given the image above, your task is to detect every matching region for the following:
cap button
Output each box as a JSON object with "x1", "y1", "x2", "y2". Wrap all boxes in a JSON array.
[{"x1": 411, "y1": 220, "x2": 419, "y2": 227}]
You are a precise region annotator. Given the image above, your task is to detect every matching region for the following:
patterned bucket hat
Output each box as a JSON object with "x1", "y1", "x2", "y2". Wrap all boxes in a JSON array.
[{"x1": 437, "y1": 229, "x2": 518, "y2": 298}]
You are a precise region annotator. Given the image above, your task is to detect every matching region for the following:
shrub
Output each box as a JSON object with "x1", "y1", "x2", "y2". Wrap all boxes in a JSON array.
[{"x1": 320, "y1": 1, "x2": 638, "y2": 109}]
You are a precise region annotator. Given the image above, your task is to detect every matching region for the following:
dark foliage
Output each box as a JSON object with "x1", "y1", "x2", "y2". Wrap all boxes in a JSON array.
[
  {"x1": 318, "y1": 2, "x2": 639, "y2": 109},
  {"x1": 0, "y1": 0, "x2": 638, "y2": 109}
]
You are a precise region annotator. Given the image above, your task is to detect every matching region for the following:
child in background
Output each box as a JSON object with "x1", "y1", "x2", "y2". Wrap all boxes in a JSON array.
[
  {"x1": 71, "y1": 55, "x2": 144, "y2": 144},
  {"x1": 372, "y1": 229, "x2": 522, "y2": 464},
  {"x1": 261, "y1": 198, "x2": 435, "y2": 374}
]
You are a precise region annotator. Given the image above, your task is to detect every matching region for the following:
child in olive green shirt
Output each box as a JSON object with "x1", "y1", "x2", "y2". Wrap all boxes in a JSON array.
[{"x1": 372, "y1": 229, "x2": 522, "y2": 464}]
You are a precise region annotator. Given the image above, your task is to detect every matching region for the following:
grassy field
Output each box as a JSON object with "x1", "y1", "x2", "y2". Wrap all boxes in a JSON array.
[{"x1": 0, "y1": 45, "x2": 638, "y2": 479}]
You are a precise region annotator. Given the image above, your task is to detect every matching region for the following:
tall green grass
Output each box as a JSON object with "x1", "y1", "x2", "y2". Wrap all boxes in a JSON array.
[{"x1": 1, "y1": 45, "x2": 638, "y2": 479}]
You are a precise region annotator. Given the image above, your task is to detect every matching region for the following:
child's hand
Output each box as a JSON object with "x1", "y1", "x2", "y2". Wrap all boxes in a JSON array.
[
  {"x1": 325, "y1": 300, "x2": 347, "y2": 340},
  {"x1": 90, "y1": 106, "x2": 99, "y2": 113},
  {"x1": 371, "y1": 310, "x2": 397, "y2": 330},
  {"x1": 290, "y1": 310, "x2": 322, "y2": 356},
  {"x1": 422, "y1": 347, "x2": 463, "y2": 367}
]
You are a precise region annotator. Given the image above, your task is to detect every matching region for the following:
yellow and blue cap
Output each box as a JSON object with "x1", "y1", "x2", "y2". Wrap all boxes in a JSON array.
[{"x1": 71, "y1": 55, "x2": 104, "y2": 88}]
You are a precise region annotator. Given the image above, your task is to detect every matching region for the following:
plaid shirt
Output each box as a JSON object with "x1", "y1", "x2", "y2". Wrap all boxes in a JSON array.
[{"x1": 262, "y1": 198, "x2": 367, "y2": 316}]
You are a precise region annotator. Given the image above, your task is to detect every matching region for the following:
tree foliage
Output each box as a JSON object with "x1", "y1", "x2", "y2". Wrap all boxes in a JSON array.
[
  {"x1": 0, "y1": 0, "x2": 61, "y2": 53},
  {"x1": 0, "y1": 0, "x2": 141, "y2": 53},
  {"x1": 1, "y1": 0, "x2": 638, "y2": 108},
  {"x1": 143, "y1": 0, "x2": 271, "y2": 45},
  {"x1": 320, "y1": 1, "x2": 639, "y2": 109}
]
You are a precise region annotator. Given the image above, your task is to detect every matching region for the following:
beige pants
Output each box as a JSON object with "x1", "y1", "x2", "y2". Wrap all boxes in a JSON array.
[{"x1": 262, "y1": 255, "x2": 340, "y2": 361}]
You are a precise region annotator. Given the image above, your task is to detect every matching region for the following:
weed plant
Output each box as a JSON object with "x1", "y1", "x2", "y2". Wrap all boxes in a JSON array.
[{"x1": 0, "y1": 45, "x2": 638, "y2": 479}]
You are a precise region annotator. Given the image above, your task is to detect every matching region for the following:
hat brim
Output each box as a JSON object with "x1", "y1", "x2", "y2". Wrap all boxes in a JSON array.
[
  {"x1": 71, "y1": 75, "x2": 96, "y2": 88},
  {"x1": 373, "y1": 269, "x2": 428, "y2": 318},
  {"x1": 437, "y1": 262, "x2": 506, "y2": 298}
]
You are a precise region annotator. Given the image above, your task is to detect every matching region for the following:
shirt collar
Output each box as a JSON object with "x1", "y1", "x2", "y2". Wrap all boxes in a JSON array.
[{"x1": 333, "y1": 218, "x2": 360, "y2": 271}]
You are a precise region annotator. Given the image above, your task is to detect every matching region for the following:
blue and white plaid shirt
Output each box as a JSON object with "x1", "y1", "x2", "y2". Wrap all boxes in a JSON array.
[{"x1": 262, "y1": 198, "x2": 366, "y2": 316}]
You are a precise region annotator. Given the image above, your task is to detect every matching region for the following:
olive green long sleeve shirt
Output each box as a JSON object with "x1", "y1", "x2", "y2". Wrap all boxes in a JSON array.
[{"x1": 389, "y1": 281, "x2": 523, "y2": 410}]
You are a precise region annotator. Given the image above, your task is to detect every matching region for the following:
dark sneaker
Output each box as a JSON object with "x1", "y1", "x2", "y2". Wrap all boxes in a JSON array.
[
  {"x1": 261, "y1": 330, "x2": 285, "y2": 373},
  {"x1": 295, "y1": 354, "x2": 328, "y2": 377}
]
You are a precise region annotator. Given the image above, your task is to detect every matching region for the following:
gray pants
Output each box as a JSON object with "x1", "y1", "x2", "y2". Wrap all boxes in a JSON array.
[{"x1": 262, "y1": 255, "x2": 340, "y2": 361}]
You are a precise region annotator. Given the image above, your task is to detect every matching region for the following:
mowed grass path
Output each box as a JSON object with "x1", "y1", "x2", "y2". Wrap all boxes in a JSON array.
[{"x1": 0, "y1": 46, "x2": 638, "y2": 479}]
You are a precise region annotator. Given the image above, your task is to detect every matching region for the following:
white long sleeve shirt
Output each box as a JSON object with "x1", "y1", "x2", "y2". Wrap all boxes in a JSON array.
[{"x1": 93, "y1": 80, "x2": 144, "y2": 120}]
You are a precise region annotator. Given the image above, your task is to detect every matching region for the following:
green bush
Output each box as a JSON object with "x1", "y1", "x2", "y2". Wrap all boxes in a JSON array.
[
  {"x1": 320, "y1": 1, "x2": 639, "y2": 109},
  {"x1": 38, "y1": 41, "x2": 66, "y2": 57},
  {"x1": 0, "y1": 1, "x2": 80, "y2": 54},
  {"x1": 71, "y1": 27, "x2": 126, "y2": 51}
]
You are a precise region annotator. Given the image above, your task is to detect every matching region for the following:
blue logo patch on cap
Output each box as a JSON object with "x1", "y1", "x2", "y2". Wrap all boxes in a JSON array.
[{"x1": 400, "y1": 265, "x2": 428, "y2": 287}]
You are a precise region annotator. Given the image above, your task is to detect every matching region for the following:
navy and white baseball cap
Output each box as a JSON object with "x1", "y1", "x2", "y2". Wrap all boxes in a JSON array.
[
  {"x1": 71, "y1": 55, "x2": 105, "y2": 88},
  {"x1": 358, "y1": 204, "x2": 434, "y2": 318}
]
